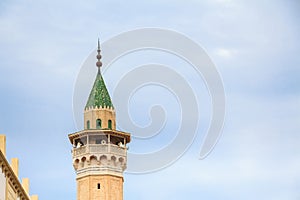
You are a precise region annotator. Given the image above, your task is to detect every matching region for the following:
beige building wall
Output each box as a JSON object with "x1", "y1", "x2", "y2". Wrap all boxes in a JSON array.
[
  {"x1": 6, "y1": 182, "x2": 17, "y2": 200},
  {"x1": 0, "y1": 165, "x2": 6, "y2": 200},
  {"x1": 77, "y1": 175, "x2": 123, "y2": 200}
]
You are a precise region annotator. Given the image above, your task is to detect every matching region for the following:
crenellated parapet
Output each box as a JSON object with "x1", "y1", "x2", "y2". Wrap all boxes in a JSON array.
[
  {"x1": 85, "y1": 105, "x2": 115, "y2": 111},
  {"x1": 0, "y1": 135, "x2": 38, "y2": 200}
]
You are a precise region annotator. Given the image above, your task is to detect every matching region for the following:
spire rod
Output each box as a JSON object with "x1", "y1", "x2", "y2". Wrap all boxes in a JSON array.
[
  {"x1": 96, "y1": 38, "x2": 102, "y2": 74},
  {"x1": 97, "y1": 38, "x2": 100, "y2": 50}
]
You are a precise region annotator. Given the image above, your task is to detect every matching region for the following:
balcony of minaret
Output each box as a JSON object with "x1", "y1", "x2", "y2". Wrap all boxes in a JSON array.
[{"x1": 68, "y1": 129, "x2": 130, "y2": 173}]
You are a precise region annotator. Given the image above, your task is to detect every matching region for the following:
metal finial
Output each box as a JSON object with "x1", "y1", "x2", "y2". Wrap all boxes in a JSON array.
[{"x1": 96, "y1": 38, "x2": 102, "y2": 73}]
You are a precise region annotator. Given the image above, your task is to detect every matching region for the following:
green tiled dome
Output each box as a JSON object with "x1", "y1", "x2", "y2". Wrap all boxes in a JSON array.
[{"x1": 85, "y1": 71, "x2": 114, "y2": 109}]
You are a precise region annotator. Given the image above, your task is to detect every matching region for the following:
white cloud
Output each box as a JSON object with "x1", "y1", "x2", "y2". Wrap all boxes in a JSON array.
[{"x1": 215, "y1": 48, "x2": 237, "y2": 59}]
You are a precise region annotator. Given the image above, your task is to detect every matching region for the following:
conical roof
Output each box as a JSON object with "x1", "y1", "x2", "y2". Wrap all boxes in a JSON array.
[{"x1": 85, "y1": 70, "x2": 114, "y2": 109}]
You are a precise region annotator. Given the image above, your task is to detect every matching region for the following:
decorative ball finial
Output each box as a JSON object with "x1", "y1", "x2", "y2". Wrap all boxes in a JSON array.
[{"x1": 96, "y1": 38, "x2": 102, "y2": 73}]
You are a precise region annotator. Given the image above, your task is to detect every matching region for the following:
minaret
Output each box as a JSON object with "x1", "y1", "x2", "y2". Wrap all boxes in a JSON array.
[{"x1": 68, "y1": 39, "x2": 131, "y2": 200}]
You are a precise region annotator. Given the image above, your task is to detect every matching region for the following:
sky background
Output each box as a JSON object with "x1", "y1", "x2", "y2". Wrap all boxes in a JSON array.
[{"x1": 0, "y1": 0, "x2": 300, "y2": 199}]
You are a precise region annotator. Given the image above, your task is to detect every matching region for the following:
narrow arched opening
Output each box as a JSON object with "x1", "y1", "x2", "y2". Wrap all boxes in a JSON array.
[
  {"x1": 96, "y1": 119, "x2": 102, "y2": 129},
  {"x1": 108, "y1": 120, "x2": 112, "y2": 129},
  {"x1": 86, "y1": 120, "x2": 90, "y2": 129}
]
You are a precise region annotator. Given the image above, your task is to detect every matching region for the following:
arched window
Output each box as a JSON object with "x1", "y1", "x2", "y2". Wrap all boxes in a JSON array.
[
  {"x1": 87, "y1": 120, "x2": 90, "y2": 129},
  {"x1": 108, "y1": 120, "x2": 112, "y2": 129},
  {"x1": 96, "y1": 119, "x2": 101, "y2": 129}
]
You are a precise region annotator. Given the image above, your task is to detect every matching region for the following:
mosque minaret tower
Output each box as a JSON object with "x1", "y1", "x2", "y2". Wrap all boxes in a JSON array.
[{"x1": 68, "y1": 40, "x2": 131, "y2": 200}]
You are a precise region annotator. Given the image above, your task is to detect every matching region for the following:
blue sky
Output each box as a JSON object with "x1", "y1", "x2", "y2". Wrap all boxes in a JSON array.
[{"x1": 0, "y1": 0, "x2": 300, "y2": 199}]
